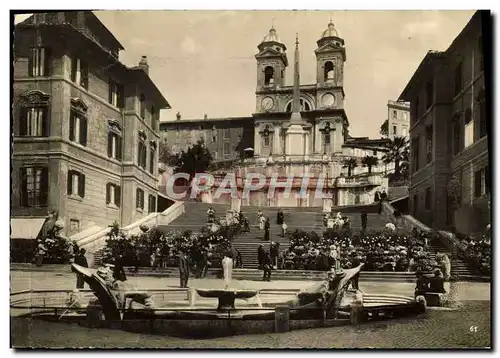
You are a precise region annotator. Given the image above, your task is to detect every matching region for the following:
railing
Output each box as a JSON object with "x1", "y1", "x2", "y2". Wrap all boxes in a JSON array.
[
  {"x1": 78, "y1": 202, "x2": 185, "y2": 253},
  {"x1": 336, "y1": 174, "x2": 383, "y2": 187},
  {"x1": 122, "y1": 201, "x2": 185, "y2": 235}
]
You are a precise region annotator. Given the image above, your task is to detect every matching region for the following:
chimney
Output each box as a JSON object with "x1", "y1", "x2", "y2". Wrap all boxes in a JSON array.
[
  {"x1": 204, "y1": 114, "x2": 208, "y2": 120},
  {"x1": 176, "y1": 112, "x2": 181, "y2": 120},
  {"x1": 138, "y1": 56, "x2": 149, "y2": 75}
]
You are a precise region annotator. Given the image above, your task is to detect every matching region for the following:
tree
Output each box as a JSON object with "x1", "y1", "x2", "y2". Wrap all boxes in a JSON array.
[
  {"x1": 380, "y1": 119, "x2": 389, "y2": 137},
  {"x1": 174, "y1": 139, "x2": 213, "y2": 181},
  {"x1": 342, "y1": 157, "x2": 358, "y2": 177},
  {"x1": 383, "y1": 136, "x2": 409, "y2": 179},
  {"x1": 361, "y1": 155, "x2": 378, "y2": 174}
]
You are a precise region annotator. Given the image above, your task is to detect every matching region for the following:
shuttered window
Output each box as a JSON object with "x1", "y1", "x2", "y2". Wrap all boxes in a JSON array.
[{"x1": 67, "y1": 170, "x2": 85, "y2": 198}]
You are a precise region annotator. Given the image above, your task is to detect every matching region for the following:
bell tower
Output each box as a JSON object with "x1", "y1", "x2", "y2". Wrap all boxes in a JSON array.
[
  {"x1": 255, "y1": 26, "x2": 288, "y2": 113},
  {"x1": 315, "y1": 21, "x2": 346, "y2": 111}
]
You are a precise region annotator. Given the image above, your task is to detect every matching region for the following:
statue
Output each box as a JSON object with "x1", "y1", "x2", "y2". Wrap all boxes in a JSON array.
[{"x1": 222, "y1": 249, "x2": 233, "y2": 289}]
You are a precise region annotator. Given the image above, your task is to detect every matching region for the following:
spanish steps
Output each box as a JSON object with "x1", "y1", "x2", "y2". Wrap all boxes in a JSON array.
[{"x1": 92, "y1": 201, "x2": 481, "y2": 279}]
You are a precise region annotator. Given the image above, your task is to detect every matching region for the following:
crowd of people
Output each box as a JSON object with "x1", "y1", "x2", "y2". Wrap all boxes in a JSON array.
[
  {"x1": 101, "y1": 211, "x2": 245, "y2": 280},
  {"x1": 457, "y1": 235, "x2": 491, "y2": 275},
  {"x1": 274, "y1": 229, "x2": 443, "y2": 275}
]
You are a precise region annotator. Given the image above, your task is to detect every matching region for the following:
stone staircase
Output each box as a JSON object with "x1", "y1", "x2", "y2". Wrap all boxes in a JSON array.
[
  {"x1": 232, "y1": 205, "x2": 389, "y2": 269},
  {"x1": 157, "y1": 202, "x2": 231, "y2": 233},
  {"x1": 426, "y1": 237, "x2": 482, "y2": 279}
]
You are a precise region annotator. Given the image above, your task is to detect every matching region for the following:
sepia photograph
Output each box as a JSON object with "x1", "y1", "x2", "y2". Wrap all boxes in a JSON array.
[{"x1": 9, "y1": 8, "x2": 492, "y2": 349}]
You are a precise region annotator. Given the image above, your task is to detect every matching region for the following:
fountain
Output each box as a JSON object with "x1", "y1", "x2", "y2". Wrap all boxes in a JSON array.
[{"x1": 10, "y1": 263, "x2": 427, "y2": 337}]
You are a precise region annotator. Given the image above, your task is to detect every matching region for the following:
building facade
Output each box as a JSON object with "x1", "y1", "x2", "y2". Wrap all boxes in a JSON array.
[
  {"x1": 12, "y1": 11, "x2": 170, "y2": 238},
  {"x1": 159, "y1": 22, "x2": 392, "y2": 207},
  {"x1": 159, "y1": 114, "x2": 254, "y2": 164},
  {"x1": 400, "y1": 11, "x2": 490, "y2": 232},
  {"x1": 386, "y1": 100, "x2": 410, "y2": 140}
]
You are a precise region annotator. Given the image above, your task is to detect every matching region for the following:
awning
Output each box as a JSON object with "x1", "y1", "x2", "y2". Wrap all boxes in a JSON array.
[{"x1": 10, "y1": 218, "x2": 46, "y2": 240}]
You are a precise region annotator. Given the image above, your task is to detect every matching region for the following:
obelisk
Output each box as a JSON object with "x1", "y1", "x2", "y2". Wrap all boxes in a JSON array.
[{"x1": 286, "y1": 34, "x2": 310, "y2": 158}]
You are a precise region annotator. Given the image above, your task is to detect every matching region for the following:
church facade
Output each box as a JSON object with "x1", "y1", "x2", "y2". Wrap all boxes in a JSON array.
[{"x1": 160, "y1": 22, "x2": 392, "y2": 208}]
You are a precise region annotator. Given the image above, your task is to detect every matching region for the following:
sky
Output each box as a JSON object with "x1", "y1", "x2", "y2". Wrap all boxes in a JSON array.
[{"x1": 15, "y1": 10, "x2": 475, "y2": 138}]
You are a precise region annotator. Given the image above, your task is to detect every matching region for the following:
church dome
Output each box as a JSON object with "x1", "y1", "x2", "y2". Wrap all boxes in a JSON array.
[
  {"x1": 321, "y1": 21, "x2": 339, "y2": 38},
  {"x1": 262, "y1": 26, "x2": 282, "y2": 43}
]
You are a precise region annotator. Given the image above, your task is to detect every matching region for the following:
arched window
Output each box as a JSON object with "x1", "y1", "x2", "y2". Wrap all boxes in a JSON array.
[
  {"x1": 324, "y1": 61, "x2": 335, "y2": 81},
  {"x1": 264, "y1": 66, "x2": 274, "y2": 85},
  {"x1": 285, "y1": 99, "x2": 312, "y2": 112}
]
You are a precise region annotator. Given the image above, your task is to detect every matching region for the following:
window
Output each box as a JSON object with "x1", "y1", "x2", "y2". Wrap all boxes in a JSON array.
[
  {"x1": 425, "y1": 124, "x2": 433, "y2": 163},
  {"x1": 478, "y1": 91, "x2": 487, "y2": 139},
  {"x1": 70, "y1": 219, "x2": 80, "y2": 234},
  {"x1": 108, "y1": 80, "x2": 124, "y2": 108},
  {"x1": 392, "y1": 110, "x2": 397, "y2": 119},
  {"x1": 392, "y1": 125, "x2": 397, "y2": 135},
  {"x1": 411, "y1": 137, "x2": 419, "y2": 173},
  {"x1": 223, "y1": 142, "x2": 230, "y2": 156},
  {"x1": 324, "y1": 61, "x2": 334, "y2": 81},
  {"x1": 106, "y1": 183, "x2": 121, "y2": 207},
  {"x1": 424, "y1": 188, "x2": 431, "y2": 211},
  {"x1": 19, "y1": 167, "x2": 48, "y2": 207},
  {"x1": 223, "y1": 128, "x2": 230, "y2": 139},
  {"x1": 19, "y1": 106, "x2": 48, "y2": 137},
  {"x1": 474, "y1": 166, "x2": 489, "y2": 197},
  {"x1": 212, "y1": 126, "x2": 217, "y2": 142},
  {"x1": 28, "y1": 47, "x2": 51, "y2": 77},
  {"x1": 107, "y1": 131, "x2": 122, "y2": 160},
  {"x1": 372, "y1": 150, "x2": 377, "y2": 156},
  {"x1": 413, "y1": 96, "x2": 420, "y2": 121},
  {"x1": 150, "y1": 106, "x2": 157, "y2": 130},
  {"x1": 138, "y1": 134, "x2": 147, "y2": 169},
  {"x1": 148, "y1": 194, "x2": 157, "y2": 213},
  {"x1": 69, "y1": 109, "x2": 88, "y2": 146},
  {"x1": 426, "y1": 80, "x2": 433, "y2": 109},
  {"x1": 149, "y1": 145, "x2": 156, "y2": 174},
  {"x1": 452, "y1": 114, "x2": 462, "y2": 155},
  {"x1": 139, "y1": 94, "x2": 146, "y2": 119},
  {"x1": 454, "y1": 62, "x2": 462, "y2": 96},
  {"x1": 286, "y1": 99, "x2": 312, "y2": 112},
  {"x1": 263, "y1": 126, "x2": 270, "y2": 147},
  {"x1": 412, "y1": 194, "x2": 418, "y2": 215},
  {"x1": 67, "y1": 170, "x2": 85, "y2": 198},
  {"x1": 324, "y1": 132, "x2": 331, "y2": 145},
  {"x1": 264, "y1": 66, "x2": 274, "y2": 85},
  {"x1": 136, "y1": 188, "x2": 145, "y2": 210},
  {"x1": 478, "y1": 36, "x2": 484, "y2": 72},
  {"x1": 71, "y1": 57, "x2": 89, "y2": 89},
  {"x1": 402, "y1": 126, "x2": 408, "y2": 137},
  {"x1": 464, "y1": 108, "x2": 474, "y2": 148}
]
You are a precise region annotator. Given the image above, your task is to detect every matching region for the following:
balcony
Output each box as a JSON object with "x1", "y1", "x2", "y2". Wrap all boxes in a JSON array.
[{"x1": 336, "y1": 174, "x2": 383, "y2": 188}]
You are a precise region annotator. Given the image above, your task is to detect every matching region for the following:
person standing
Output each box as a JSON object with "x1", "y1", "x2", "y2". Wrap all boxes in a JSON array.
[
  {"x1": 270, "y1": 242, "x2": 278, "y2": 269},
  {"x1": 263, "y1": 251, "x2": 272, "y2": 281},
  {"x1": 259, "y1": 214, "x2": 265, "y2": 231},
  {"x1": 178, "y1": 250, "x2": 190, "y2": 288},
  {"x1": 277, "y1": 209, "x2": 284, "y2": 225},
  {"x1": 35, "y1": 241, "x2": 47, "y2": 267},
  {"x1": 264, "y1": 218, "x2": 270, "y2": 241},
  {"x1": 74, "y1": 248, "x2": 88, "y2": 289},
  {"x1": 113, "y1": 253, "x2": 127, "y2": 282},
  {"x1": 281, "y1": 222, "x2": 288, "y2": 237},
  {"x1": 257, "y1": 244, "x2": 265, "y2": 270},
  {"x1": 361, "y1": 210, "x2": 367, "y2": 232}
]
